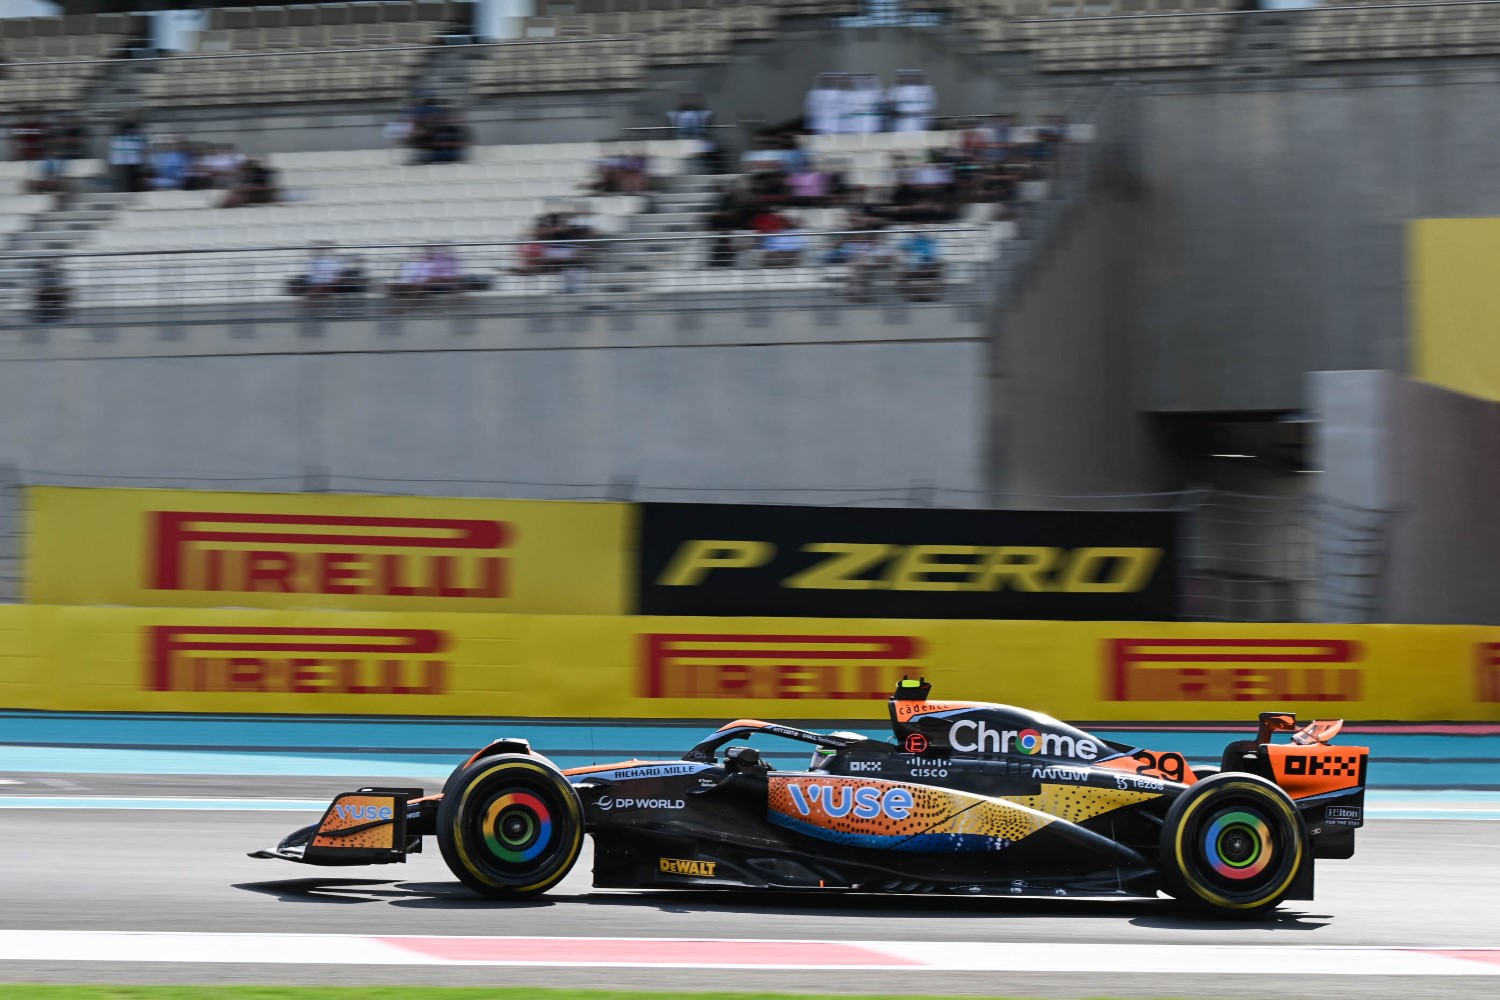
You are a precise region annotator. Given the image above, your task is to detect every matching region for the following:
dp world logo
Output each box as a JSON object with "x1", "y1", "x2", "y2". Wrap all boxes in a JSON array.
[{"x1": 597, "y1": 796, "x2": 614, "y2": 811}]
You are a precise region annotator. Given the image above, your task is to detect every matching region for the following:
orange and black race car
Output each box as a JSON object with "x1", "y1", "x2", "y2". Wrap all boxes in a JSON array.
[{"x1": 251, "y1": 678, "x2": 1368, "y2": 917}]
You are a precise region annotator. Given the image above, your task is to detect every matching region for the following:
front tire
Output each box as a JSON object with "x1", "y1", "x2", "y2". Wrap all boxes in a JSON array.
[
  {"x1": 436, "y1": 754, "x2": 584, "y2": 899},
  {"x1": 1160, "y1": 772, "x2": 1304, "y2": 918}
]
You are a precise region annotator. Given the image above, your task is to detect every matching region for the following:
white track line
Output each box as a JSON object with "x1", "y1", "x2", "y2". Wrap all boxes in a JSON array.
[{"x1": 0, "y1": 931, "x2": 1495, "y2": 975}]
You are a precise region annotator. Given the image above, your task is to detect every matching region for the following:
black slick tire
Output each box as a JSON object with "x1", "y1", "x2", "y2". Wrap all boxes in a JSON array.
[
  {"x1": 1159, "y1": 772, "x2": 1305, "y2": 918},
  {"x1": 436, "y1": 754, "x2": 584, "y2": 899}
]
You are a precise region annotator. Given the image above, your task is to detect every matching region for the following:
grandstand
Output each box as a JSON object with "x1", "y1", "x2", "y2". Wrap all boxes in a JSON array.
[{"x1": 6, "y1": 0, "x2": 1500, "y2": 622}]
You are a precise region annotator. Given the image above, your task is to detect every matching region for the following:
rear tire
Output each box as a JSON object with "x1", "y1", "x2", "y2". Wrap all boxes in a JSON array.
[
  {"x1": 1160, "y1": 772, "x2": 1304, "y2": 918},
  {"x1": 436, "y1": 754, "x2": 584, "y2": 899}
]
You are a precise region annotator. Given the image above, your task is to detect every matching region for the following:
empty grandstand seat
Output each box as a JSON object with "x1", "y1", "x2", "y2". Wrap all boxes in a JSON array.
[{"x1": 0, "y1": 14, "x2": 144, "y2": 111}]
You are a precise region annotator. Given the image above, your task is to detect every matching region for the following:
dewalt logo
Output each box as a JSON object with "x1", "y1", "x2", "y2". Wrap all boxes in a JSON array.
[
  {"x1": 659, "y1": 858, "x2": 717, "y2": 877},
  {"x1": 640, "y1": 633, "x2": 921, "y2": 700},
  {"x1": 149, "y1": 511, "x2": 508, "y2": 599},
  {"x1": 146, "y1": 625, "x2": 447, "y2": 695}
]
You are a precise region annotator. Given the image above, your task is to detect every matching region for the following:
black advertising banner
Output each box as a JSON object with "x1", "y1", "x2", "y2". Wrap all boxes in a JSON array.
[{"x1": 635, "y1": 503, "x2": 1180, "y2": 621}]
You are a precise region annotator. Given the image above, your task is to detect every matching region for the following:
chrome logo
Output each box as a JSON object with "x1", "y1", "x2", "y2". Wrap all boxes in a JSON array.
[
  {"x1": 1013, "y1": 729, "x2": 1043, "y2": 755},
  {"x1": 1204, "y1": 809, "x2": 1271, "y2": 880},
  {"x1": 483, "y1": 791, "x2": 552, "y2": 863}
]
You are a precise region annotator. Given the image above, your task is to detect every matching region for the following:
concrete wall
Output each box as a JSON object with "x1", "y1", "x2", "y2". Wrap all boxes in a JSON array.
[
  {"x1": 0, "y1": 307, "x2": 988, "y2": 503},
  {"x1": 1133, "y1": 66, "x2": 1500, "y2": 414},
  {"x1": 1311, "y1": 370, "x2": 1500, "y2": 625},
  {"x1": 994, "y1": 194, "x2": 1177, "y2": 500}
]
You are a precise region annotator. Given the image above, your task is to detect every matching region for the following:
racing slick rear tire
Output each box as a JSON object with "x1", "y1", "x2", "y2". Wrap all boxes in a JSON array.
[
  {"x1": 1160, "y1": 772, "x2": 1305, "y2": 918},
  {"x1": 436, "y1": 754, "x2": 584, "y2": 899}
]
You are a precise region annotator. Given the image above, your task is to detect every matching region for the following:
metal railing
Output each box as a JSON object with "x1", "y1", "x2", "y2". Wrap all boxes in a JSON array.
[{"x1": 2, "y1": 226, "x2": 1001, "y2": 328}]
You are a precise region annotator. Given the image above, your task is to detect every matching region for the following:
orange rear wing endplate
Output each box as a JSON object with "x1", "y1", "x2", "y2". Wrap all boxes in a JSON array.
[{"x1": 1264, "y1": 744, "x2": 1370, "y2": 802}]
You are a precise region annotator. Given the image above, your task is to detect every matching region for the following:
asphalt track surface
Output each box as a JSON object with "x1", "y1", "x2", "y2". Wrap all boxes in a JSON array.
[{"x1": 2, "y1": 773, "x2": 1498, "y2": 998}]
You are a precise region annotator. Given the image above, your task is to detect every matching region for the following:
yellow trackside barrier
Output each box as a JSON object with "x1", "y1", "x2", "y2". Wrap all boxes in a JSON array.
[
  {"x1": 0, "y1": 606, "x2": 1495, "y2": 721},
  {"x1": 25, "y1": 487, "x2": 632, "y2": 616}
]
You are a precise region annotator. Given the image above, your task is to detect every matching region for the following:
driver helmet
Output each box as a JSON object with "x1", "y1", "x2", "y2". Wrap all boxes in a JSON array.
[{"x1": 808, "y1": 731, "x2": 869, "y2": 771}]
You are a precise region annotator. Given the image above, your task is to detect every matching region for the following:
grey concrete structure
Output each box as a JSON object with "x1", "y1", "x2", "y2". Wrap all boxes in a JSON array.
[
  {"x1": 1131, "y1": 65, "x2": 1500, "y2": 414},
  {"x1": 1312, "y1": 370, "x2": 1500, "y2": 624},
  {"x1": 0, "y1": 307, "x2": 988, "y2": 504},
  {"x1": 995, "y1": 195, "x2": 1176, "y2": 500}
]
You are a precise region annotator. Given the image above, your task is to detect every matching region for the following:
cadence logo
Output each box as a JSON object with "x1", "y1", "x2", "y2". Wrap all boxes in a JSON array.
[
  {"x1": 149, "y1": 511, "x2": 510, "y2": 600},
  {"x1": 1478, "y1": 643, "x2": 1500, "y2": 703},
  {"x1": 639, "y1": 633, "x2": 922, "y2": 700},
  {"x1": 146, "y1": 625, "x2": 447, "y2": 695},
  {"x1": 1106, "y1": 637, "x2": 1363, "y2": 702}
]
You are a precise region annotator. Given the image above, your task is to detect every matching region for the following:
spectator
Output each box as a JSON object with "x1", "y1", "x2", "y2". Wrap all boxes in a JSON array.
[
  {"x1": 667, "y1": 92, "x2": 713, "y2": 138},
  {"x1": 32, "y1": 258, "x2": 69, "y2": 323},
  {"x1": 845, "y1": 75, "x2": 885, "y2": 134},
  {"x1": 220, "y1": 156, "x2": 279, "y2": 208},
  {"x1": 787, "y1": 163, "x2": 829, "y2": 207},
  {"x1": 108, "y1": 118, "x2": 148, "y2": 193},
  {"x1": 762, "y1": 214, "x2": 809, "y2": 268},
  {"x1": 41, "y1": 113, "x2": 86, "y2": 189},
  {"x1": 886, "y1": 69, "x2": 936, "y2": 133},
  {"x1": 837, "y1": 231, "x2": 893, "y2": 303},
  {"x1": 149, "y1": 137, "x2": 192, "y2": 191},
  {"x1": 203, "y1": 144, "x2": 245, "y2": 189},
  {"x1": 594, "y1": 147, "x2": 649, "y2": 194},
  {"x1": 896, "y1": 228, "x2": 943, "y2": 302},
  {"x1": 668, "y1": 93, "x2": 723, "y2": 174},
  {"x1": 12, "y1": 108, "x2": 47, "y2": 162},
  {"x1": 804, "y1": 73, "x2": 845, "y2": 136},
  {"x1": 512, "y1": 226, "x2": 552, "y2": 277},
  {"x1": 390, "y1": 251, "x2": 437, "y2": 307},
  {"x1": 411, "y1": 109, "x2": 469, "y2": 165},
  {"x1": 289, "y1": 243, "x2": 351, "y2": 307}
]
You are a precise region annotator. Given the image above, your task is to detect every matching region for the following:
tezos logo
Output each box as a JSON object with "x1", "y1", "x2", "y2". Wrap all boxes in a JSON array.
[
  {"x1": 948, "y1": 720, "x2": 1098, "y2": 760},
  {"x1": 787, "y1": 782, "x2": 914, "y2": 821}
]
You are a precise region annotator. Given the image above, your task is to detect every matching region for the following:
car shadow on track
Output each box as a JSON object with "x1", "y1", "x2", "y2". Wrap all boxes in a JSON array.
[
  {"x1": 234, "y1": 877, "x2": 555, "y2": 909},
  {"x1": 232, "y1": 878, "x2": 1329, "y2": 929}
]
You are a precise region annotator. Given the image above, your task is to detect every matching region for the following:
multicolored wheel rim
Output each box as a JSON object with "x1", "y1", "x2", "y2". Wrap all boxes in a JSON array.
[
  {"x1": 481, "y1": 790, "x2": 553, "y2": 864},
  {"x1": 1203, "y1": 808, "x2": 1272, "y2": 881}
]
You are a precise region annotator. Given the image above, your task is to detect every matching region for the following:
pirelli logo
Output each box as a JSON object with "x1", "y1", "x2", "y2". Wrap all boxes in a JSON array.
[
  {"x1": 1106, "y1": 638, "x2": 1362, "y2": 702},
  {"x1": 146, "y1": 626, "x2": 447, "y2": 695},
  {"x1": 1479, "y1": 643, "x2": 1500, "y2": 703},
  {"x1": 148, "y1": 511, "x2": 510, "y2": 599},
  {"x1": 659, "y1": 858, "x2": 716, "y2": 877},
  {"x1": 640, "y1": 633, "x2": 921, "y2": 700}
]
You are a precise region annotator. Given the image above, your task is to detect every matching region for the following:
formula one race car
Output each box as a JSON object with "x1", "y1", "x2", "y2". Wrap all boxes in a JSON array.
[{"x1": 251, "y1": 679, "x2": 1369, "y2": 917}]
